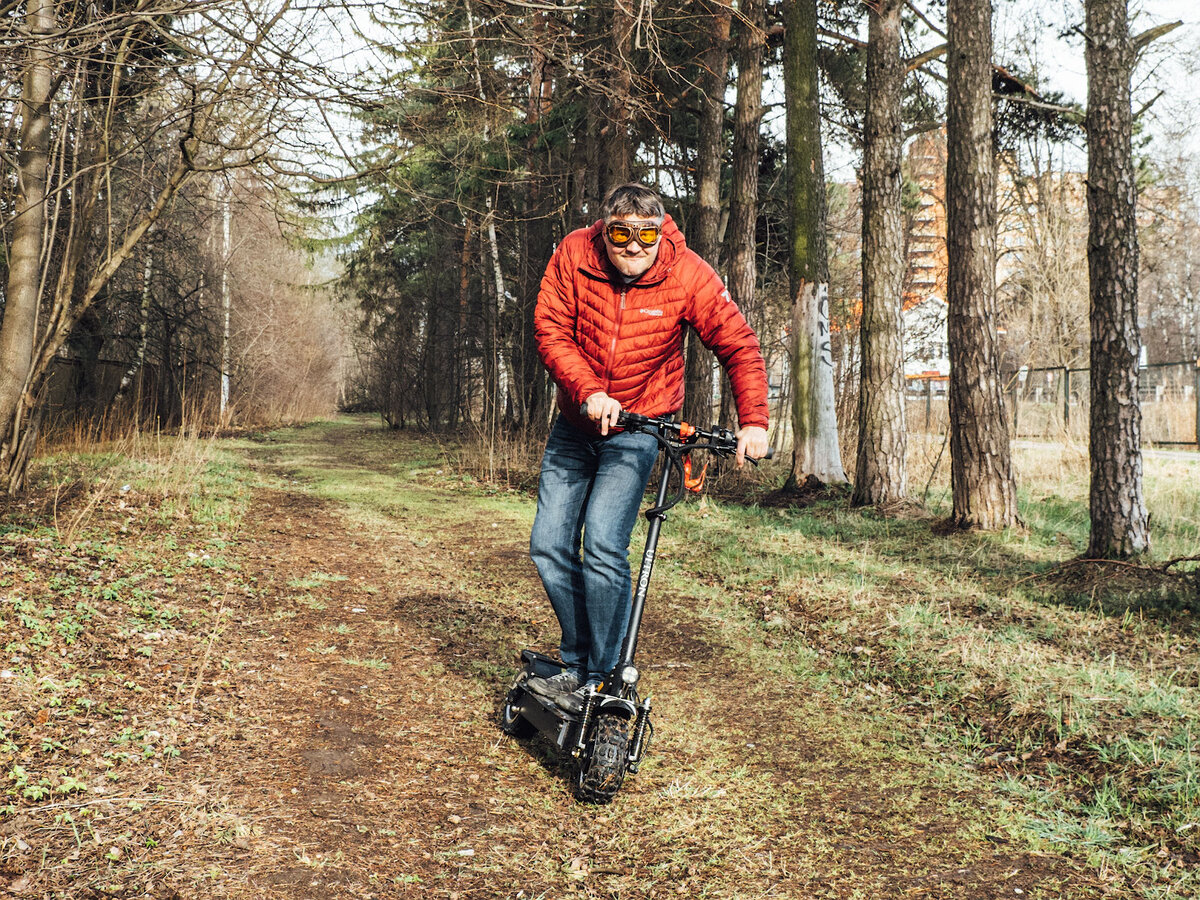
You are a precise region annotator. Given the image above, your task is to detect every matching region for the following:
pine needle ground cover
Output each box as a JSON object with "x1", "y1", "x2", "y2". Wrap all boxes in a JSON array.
[{"x1": 1, "y1": 415, "x2": 1196, "y2": 898}]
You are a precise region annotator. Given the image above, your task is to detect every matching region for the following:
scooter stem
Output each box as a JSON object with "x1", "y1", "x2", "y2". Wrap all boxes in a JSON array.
[{"x1": 617, "y1": 454, "x2": 674, "y2": 669}]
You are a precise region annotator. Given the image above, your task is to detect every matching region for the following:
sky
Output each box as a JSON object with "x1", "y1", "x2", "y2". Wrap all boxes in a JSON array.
[
  {"x1": 305, "y1": 1, "x2": 1200, "y2": 192},
  {"x1": 995, "y1": 0, "x2": 1197, "y2": 109},
  {"x1": 818, "y1": 0, "x2": 1200, "y2": 181}
]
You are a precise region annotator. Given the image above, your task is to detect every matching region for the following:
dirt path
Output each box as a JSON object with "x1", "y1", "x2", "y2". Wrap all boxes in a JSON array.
[
  {"x1": 3, "y1": 420, "x2": 1110, "y2": 898},
  {"x1": 180, "y1": 420, "x2": 1109, "y2": 900}
]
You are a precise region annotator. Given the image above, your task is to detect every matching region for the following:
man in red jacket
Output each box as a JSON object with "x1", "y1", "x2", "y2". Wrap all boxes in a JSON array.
[{"x1": 527, "y1": 183, "x2": 769, "y2": 713}]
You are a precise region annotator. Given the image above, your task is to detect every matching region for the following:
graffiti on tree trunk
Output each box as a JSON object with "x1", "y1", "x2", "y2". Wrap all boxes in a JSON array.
[{"x1": 817, "y1": 283, "x2": 833, "y2": 370}]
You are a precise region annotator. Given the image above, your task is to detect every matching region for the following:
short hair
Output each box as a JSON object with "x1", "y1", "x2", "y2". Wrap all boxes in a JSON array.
[{"x1": 601, "y1": 184, "x2": 665, "y2": 221}]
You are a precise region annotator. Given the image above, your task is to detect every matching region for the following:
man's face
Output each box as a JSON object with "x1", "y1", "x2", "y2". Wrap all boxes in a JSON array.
[{"x1": 603, "y1": 214, "x2": 662, "y2": 279}]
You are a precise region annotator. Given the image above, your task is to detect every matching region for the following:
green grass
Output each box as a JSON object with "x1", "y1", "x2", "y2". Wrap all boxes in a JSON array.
[
  {"x1": 297, "y1": 417, "x2": 1196, "y2": 895},
  {"x1": 1, "y1": 427, "x2": 257, "y2": 853},
  {"x1": 287, "y1": 572, "x2": 348, "y2": 591},
  {"x1": 636, "y1": 457, "x2": 1197, "y2": 893},
  {"x1": 343, "y1": 656, "x2": 391, "y2": 670}
]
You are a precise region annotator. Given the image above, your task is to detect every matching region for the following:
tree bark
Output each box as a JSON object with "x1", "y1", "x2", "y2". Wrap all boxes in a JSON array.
[
  {"x1": 0, "y1": 0, "x2": 55, "y2": 487},
  {"x1": 783, "y1": 0, "x2": 846, "y2": 485},
  {"x1": 116, "y1": 249, "x2": 154, "y2": 402},
  {"x1": 456, "y1": 218, "x2": 474, "y2": 426},
  {"x1": 466, "y1": 0, "x2": 509, "y2": 428},
  {"x1": 691, "y1": 0, "x2": 730, "y2": 270},
  {"x1": 723, "y1": 0, "x2": 764, "y2": 431},
  {"x1": 853, "y1": 0, "x2": 907, "y2": 507},
  {"x1": 603, "y1": 0, "x2": 635, "y2": 194},
  {"x1": 219, "y1": 186, "x2": 233, "y2": 420},
  {"x1": 945, "y1": 0, "x2": 1018, "y2": 529},
  {"x1": 1085, "y1": 0, "x2": 1149, "y2": 558},
  {"x1": 683, "y1": 0, "x2": 731, "y2": 427},
  {"x1": 519, "y1": 13, "x2": 553, "y2": 433}
]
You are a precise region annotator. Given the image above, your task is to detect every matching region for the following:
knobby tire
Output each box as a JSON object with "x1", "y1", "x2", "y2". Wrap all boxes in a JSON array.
[{"x1": 575, "y1": 712, "x2": 630, "y2": 804}]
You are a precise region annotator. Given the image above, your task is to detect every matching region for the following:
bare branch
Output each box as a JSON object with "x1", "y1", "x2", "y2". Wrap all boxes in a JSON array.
[
  {"x1": 1133, "y1": 21, "x2": 1183, "y2": 54},
  {"x1": 907, "y1": 42, "x2": 946, "y2": 72},
  {"x1": 906, "y1": 0, "x2": 946, "y2": 41}
]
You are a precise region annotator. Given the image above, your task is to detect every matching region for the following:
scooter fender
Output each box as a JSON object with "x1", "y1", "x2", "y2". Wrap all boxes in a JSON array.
[{"x1": 595, "y1": 696, "x2": 637, "y2": 719}]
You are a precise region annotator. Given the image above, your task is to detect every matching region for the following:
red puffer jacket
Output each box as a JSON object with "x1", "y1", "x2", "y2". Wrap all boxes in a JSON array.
[{"x1": 534, "y1": 215, "x2": 768, "y2": 435}]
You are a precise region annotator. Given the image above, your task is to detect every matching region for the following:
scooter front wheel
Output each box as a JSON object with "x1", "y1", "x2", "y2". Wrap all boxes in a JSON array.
[{"x1": 575, "y1": 712, "x2": 630, "y2": 803}]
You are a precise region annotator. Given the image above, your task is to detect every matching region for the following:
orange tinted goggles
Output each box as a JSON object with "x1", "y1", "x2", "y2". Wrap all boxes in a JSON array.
[{"x1": 605, "y1": 221, "x2": 662, "y2": 247}]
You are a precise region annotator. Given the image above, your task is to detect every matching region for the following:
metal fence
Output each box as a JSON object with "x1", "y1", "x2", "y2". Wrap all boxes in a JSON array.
[{"x1": 906, "y1": 359, "x2": 1200, "y2": 448}]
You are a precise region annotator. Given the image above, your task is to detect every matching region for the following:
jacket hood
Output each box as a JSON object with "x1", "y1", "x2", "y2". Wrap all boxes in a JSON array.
[{"x1": 579, "y1": 214, "x2": 685, "y2": 286}]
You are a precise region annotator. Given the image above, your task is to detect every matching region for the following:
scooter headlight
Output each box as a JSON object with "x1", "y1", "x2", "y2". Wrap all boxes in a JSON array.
[{"x1": 620, "y1": 665, "x2": 639, "y2": 686}]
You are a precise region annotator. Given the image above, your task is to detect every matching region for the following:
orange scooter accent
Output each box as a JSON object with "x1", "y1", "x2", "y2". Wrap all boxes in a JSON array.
[{"x1": 683, "y1": 454, "x2": 708, "y2": 492}]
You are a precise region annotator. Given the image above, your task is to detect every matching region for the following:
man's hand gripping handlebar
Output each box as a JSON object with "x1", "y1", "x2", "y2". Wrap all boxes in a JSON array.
[
  {"x1": 615, "y1": 411, "x2": 774, "y2": 464},
  {"x1": 583, "y1": 395, "x2": 768, "y2": 466},
  {"x1": 612, "y1": 411, "x2": 773, "y2": 517}
]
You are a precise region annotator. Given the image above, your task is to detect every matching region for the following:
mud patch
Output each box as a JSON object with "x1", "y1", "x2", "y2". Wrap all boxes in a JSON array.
[{"x1": 300, "y1": 711, "x2": 378, "y2": 780}]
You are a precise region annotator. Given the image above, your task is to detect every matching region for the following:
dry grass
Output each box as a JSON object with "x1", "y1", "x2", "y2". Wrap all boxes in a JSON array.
[
  {"x1": 1, "y1": 417, "x2": 256, "y2": 898},
  {"x1": 1143, "y1": 398, "x2": 1199, "y2": 447},
  {"x1": 33, "y1": 407, "x2": 233, "y2": 547}
]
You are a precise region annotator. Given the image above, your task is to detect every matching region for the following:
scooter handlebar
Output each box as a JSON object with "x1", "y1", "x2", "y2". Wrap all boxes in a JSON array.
[{"x1": 615, "y1": 411, "x2": 774, "y2": 464}]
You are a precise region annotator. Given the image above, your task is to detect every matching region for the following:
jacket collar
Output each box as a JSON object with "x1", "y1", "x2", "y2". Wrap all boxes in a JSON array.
[{"x1": 579, "y1": 214, "x2": 684, "y2": 287}]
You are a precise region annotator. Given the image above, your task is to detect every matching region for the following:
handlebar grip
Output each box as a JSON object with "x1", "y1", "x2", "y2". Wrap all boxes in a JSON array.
[
  {"x1": 584, "y1": 405, "x2": 650, "y2": 430},
  {"x1": 744, "y1": 447, "x2": 774, "y2": 465},
  {"x1": 616, "y1": 410, "x2": 651, "y2": 429}
]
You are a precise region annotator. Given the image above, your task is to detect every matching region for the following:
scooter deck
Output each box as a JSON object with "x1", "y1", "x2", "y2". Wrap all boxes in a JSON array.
[{"x1": 515, "y1": 650, "x2": 582, "y2": 750}]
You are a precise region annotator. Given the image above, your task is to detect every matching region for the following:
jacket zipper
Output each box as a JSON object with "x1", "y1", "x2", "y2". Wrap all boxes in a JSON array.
[{"x1": 604, "y1": 288, "x2": 626, "y2": 391}]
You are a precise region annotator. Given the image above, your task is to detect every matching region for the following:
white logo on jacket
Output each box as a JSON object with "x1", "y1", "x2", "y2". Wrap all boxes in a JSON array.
[{"x1": 639, "y1": 308, "x2": 664, "y2": 317}]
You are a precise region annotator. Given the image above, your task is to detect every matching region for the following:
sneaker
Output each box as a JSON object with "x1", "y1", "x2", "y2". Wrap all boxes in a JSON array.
[
  {"x1": 526, "y1": 670, "x2": 580, "y2": 699},
  {"x1": 556, "y1": 681, "x2": 602, "y2": 716}
]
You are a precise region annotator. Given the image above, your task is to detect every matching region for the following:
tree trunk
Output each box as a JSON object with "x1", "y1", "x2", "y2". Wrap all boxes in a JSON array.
[
  {"x1": 479, "y1": 239, "x2": 505, "y2": 428},
  {"x1": 0, "y1": 0, "x2": 55, "y2": 492},
  {"x1": 726, "y1": 0, "x2": 763, "y2": 331},
  {"x1": 466, "y1": 0, "x2": 509, "y2": 427},
  {"x1": 720, "y1": 0, "x2": 764, "y2": 433},
  {"x1": 945, "y1": 0, "x2": 1018, "y2": 529},
  {"x1": 852, "y1": 0, "x2": 907, "y2": 506},
  {"x1": 219, "y1": 186, "x2": 233, "y2": 421},
  {"x1": 456, "y1": 218, "x2": 474, "y2": 427},
  {"x1": 683, "y1": 0, "x2": 731, "y2": 427},
  {"x1": 1085, "y1": 0, "x2": 1149, "y2": 558},
  {"x1": 71, "y1": 307, "x2": 106, "y2": 414},
  {"x1": 782, "y1": 0, "x2": 846, "y2": 485},
  {"x1": 604, "y1": 0, "x2": 635, "y2": 194},
  {"x1": 518, "y1": 15, "x2": 553, "y2": 433},
  {"x1": 116, "y1": 249, "x2": 154, "y2": 403}
]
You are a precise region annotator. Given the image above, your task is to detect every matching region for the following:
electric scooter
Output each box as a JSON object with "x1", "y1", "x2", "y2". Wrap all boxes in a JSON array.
[{"x1": 500, "y1": 411, "x2": 771, "y2": 803}]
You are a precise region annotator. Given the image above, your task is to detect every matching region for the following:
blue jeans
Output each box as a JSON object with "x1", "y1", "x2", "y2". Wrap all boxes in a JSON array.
[{"x1": 530, "y1": 416, "x2": 660, "y2": 684}]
